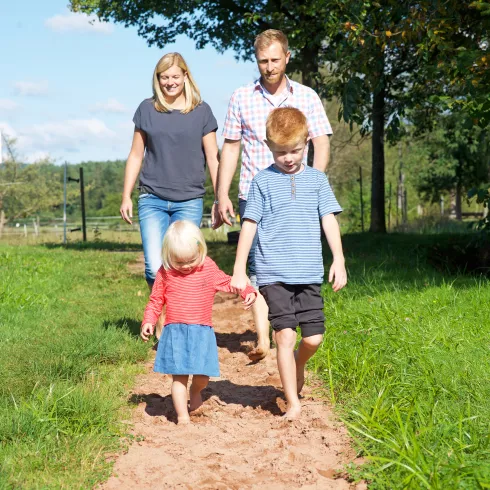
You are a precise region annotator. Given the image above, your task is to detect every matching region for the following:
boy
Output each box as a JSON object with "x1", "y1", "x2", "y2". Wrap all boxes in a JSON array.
[{"x1": 231, "y1": 107, "x2": 347, "y2": 419}]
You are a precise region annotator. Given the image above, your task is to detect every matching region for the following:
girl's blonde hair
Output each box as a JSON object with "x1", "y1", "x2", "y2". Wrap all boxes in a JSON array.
[
  {"x1": 152, "y1": 52, "x2": 202, "y2": 114},
  {"x1": 161, "y1": 220, "x2": 207, "y2": 271}
]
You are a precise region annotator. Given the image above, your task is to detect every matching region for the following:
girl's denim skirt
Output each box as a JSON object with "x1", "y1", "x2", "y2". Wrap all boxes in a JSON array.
[{"x1": 154, "y1": 323, "x2": 220, "y2": 378}]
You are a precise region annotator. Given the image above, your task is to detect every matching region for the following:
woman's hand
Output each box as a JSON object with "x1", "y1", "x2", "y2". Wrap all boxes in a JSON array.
[
  {"x1": 140, "y1": 323, "x2": 154, "y2": 342},
  {"x1": 120, "y1": 196, "x2": 133, "y2": 224},
  {"x1": 242, "y1": 292, "x2": 257, "y2": 310}
]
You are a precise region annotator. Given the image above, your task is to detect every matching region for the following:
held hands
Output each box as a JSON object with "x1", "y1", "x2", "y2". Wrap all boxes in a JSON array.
[
  {"x1": 242, "y1": 292, "x2": 257, "y2": 310},
  {"x1": 216, "y1": 196, "x2": 235, "y2": 228},
  {"x1": 120, "y1": 196, "x2": 133, "y2": 224},
  {"x1": 230, "y1": 272, "x2": 248, "y2": 295},
  {"x1": 329, "y1": 257, "x2": 347, "y2": 292},
  {"x1": 140, "y1": 323, "x2": 154, "y2": 342},
  {"x1": 211, "y1": 202, "x2": 222, "y2": 230}
]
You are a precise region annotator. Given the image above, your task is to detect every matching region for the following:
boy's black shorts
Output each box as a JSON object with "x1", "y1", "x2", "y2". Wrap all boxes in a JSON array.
[{"x1": 259, "y1": 283, "x2": 325, "y2": 338}]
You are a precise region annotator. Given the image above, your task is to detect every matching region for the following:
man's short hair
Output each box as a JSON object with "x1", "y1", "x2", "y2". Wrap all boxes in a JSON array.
[
  {"x1": 254, "y1": 29, "x2": 289, "y2": 56},
  {"x1": 266, "y1": 108, "x2": 308, "y2": 146}
]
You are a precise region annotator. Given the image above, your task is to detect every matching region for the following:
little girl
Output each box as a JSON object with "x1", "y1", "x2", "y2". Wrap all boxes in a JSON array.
[{"x1": 141, "y1": 220, "x2": 257, "y2": 424}]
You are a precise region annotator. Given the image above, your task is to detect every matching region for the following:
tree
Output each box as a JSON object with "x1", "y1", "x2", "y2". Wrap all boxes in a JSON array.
[
  {"x1": 407, "y1": 113, "x2": 490, "y2": 219},
  {"x1": 70, "y1": 0, "x2": 489, "y2": 233}
]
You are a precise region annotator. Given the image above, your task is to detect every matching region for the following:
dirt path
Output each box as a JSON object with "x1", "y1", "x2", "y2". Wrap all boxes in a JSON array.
[{"x1": 103, "y1": 259, "x2": 364, "y2": 489}]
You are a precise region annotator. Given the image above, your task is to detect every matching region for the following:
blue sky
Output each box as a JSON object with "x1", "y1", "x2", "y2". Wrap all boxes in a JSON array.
[{"x1": 0, "y1": 1, "x2": 258, "y2": 164}]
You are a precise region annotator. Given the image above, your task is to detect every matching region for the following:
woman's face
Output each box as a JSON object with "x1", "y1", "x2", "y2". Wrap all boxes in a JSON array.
[{"x1": 158, "y1": 64, "x2": 186, "y2": 100}]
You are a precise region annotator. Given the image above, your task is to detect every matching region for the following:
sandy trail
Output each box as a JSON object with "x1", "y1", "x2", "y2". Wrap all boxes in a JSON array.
[{"x1": 102, "y1": 259, "x2": 364, "y2": 489}]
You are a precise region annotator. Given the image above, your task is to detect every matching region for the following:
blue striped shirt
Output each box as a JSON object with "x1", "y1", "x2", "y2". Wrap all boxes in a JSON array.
[{"x1": 243, "y1": 165, "x2": 342, "y2": 286}]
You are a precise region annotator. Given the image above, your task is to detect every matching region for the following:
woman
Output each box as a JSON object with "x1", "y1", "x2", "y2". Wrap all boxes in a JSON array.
[{"x1": 120, "y1": 52, "x2": 219, "y2": 289}]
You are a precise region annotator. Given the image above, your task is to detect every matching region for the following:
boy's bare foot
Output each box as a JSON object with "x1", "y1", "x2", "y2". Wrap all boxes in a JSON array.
[
  {"x1": 177, "y1": 416, "x2": 190, "y2": 425},
  {"x1": 283, "y1": 403, "x2": 302, "y2": 420},
  {"x1": 189, "y1": 391, "x2": 203, "y2": 412},
  {"x1": 247, "y1": 343, "x2": 269, "y2": 361}
]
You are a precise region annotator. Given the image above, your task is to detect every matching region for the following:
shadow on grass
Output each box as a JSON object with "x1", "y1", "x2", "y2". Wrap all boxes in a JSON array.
[
  {"x1": 103, "y1": 317, "x2": 141, "y2": 337},
  {"x1": 43, "y1": 241, "x2": 142, "y2": 252},
  {"x1": 130, "y1": 380, "x2": 283, "y2": 423}
]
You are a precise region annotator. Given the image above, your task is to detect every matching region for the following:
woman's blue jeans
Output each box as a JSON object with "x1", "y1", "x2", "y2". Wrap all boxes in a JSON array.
[{"x1": 138, "y1": 194, "x2": 203, "y2": 286}]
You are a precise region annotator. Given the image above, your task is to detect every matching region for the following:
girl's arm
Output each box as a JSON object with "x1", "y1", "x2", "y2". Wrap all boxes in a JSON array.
[
  {"x1": 120, "y1": 128, "x2": 146, "y2": 224},
  {"x1": 321, "y1": 213, "x2": 347, "y2": 292},
  {"x1": 211, "y1": 261, "x2": 257, "y2": 309},
  {"x1": 142, "y1": 267, "x2": 167, "y2": 326}
]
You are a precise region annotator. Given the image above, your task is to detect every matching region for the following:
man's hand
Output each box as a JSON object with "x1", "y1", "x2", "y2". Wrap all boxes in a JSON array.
[
  {"x1": 328, "y1": 258, "x2": 347, "y2": 292},
  {"x1": 140, "y1": 323, "x2": 154, "y2": 342},
  {"x1": 218, "y1": 196, "x2": 235, "y2": 227}
]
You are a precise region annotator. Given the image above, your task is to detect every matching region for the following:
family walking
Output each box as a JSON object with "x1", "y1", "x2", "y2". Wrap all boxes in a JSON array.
[{"x1": 120, "y1": 29, "x2": 346, "y2": 422}]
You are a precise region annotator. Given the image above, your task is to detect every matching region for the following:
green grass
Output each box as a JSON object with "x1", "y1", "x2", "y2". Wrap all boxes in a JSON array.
[
  {"x1": 0, "y1": 245, "x2": 149, "y2": 489},
  {"x1": 311, "y1": 233, "x2": 490, "y2": 489}
]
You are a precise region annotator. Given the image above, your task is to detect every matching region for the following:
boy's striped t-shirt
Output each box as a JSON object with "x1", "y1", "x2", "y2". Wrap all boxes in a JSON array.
[{"x1": 243, "y1": 165, "x2": 342, "y2": 286}]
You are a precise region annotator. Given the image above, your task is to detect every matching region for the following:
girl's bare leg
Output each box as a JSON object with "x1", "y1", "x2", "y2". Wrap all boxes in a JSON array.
[
  {"x1": 171, "y1": 375, "x2": 190, "y2": 424},
  {"x1": 189, "y1": 375, "x2": 209, "y2": 412},
  {"x1": 275, "y1": 329, "x2": 302, "y2": 419}
]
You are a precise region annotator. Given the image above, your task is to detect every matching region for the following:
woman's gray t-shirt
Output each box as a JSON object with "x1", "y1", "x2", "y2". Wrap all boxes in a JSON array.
[{"x1": 133, "y1": 98, "x2": 218, "y2": 202}]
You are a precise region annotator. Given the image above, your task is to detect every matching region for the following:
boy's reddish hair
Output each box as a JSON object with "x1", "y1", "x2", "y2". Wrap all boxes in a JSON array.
[{"x1": 266, "y1": 107, "x2": 308, "y2": 146}]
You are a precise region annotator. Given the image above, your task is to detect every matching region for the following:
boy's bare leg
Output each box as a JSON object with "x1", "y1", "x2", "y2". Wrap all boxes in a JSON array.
[
  {"x1": 189, "y1": 375, "x2": 209, "y2": 412},
  {"x1": 294, "y1": 334, "x2": 324, "y2": 394},
  {"x1": 248, "y1": 292, "x2": 270, "y2": 361},
  {"x1": 171, "y1": 375, "x2": 190, "y2": 424},
  {"x1": 275, "y1": 328, "x2": 302, "y2": 419}
]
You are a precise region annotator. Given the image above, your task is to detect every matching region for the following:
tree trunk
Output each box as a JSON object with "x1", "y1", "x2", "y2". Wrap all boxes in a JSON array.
[
  {"x1": 370, "y1": 81, "x2": 387, "y2": 233},
  {"x1": 0, "y1": 210, "x2": 5, "y2": 238},
  {"x1": 455, "y1": 184, "x2": 462, "y2": 220}
]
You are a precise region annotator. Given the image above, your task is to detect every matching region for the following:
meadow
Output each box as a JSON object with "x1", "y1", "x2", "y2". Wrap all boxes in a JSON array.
[{"x1": 0, "y1": 231, "x2": 489, "y2": 489}]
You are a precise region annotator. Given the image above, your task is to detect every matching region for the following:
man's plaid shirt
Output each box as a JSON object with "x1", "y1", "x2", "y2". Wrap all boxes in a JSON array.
[{"x1": 222, "y1": 76, "x2": 333, "y2": 200}]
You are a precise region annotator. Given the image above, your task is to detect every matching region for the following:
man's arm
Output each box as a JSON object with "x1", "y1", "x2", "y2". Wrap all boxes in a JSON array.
[
  {"x1": 215, "y1": 138, "x2": 241, "y2": 228},
  {"x1": 311, "y1": 134, "x2": 330, "y2": 173}
]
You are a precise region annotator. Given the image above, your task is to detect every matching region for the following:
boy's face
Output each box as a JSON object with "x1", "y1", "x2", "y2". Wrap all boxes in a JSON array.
[{"x1": 266, "y1": 139, "x2": 307, "y2": 174}]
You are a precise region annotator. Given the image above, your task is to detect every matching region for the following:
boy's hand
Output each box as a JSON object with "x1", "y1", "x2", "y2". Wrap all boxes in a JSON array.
[
  {"x1": 242, "y1": 292, "x2": 257, "y2": 310},
  {"x1": 140, "y1": 323, "x2": 154, "y2": 342},
  {"x1": 328, "y1": 258, "x2": 347, "y2": 292},
  {"x1": 230, "y1": 272, "x2": 248, "y2": 294}
]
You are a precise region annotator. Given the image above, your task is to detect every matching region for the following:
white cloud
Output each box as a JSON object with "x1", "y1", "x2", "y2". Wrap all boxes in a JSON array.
[
  {"x1": 25, "y1": 150, "x2": 52, "y2": 163},
  {"x1": 90, "y1": 98, "x2": 128, "y2": 113},
  {"x1": 1, "y1": 119, "x2": 120, "y2": 163},
  {"x1": 0, "y1": 99, "x2": 20, "y2": 111},
  {"x1": 28, "y1": 119, "x2": 117, "y2": 148},
  {"x1": 14, "y1": 81, "x2": 49, "y2": 96},
  {"x1": 45, "y1": 12, "x2": 113, "y2": 34}
]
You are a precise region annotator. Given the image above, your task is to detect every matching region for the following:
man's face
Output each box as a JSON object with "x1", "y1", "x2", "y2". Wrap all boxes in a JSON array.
[{"x1": 255, "y1": 42, "x2": 290, "y2": 86}]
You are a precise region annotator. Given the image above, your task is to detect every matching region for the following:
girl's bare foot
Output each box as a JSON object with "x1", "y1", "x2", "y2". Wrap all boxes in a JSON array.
[
  {"x1": 283, "y1": 403, "x2": 302, "y2": 420},
  {"x1": 189, "y1": 390, "x2": 203, "y2": 412},
  {"x1": 177, "y1": 416, "x2": 190, "y2": 425}
]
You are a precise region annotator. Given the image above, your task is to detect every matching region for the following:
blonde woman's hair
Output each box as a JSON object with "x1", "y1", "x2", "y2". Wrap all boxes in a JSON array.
[
  {"x1": 152, "y1": 52, "x2": 202, "y2": 114},
  {"x1": 161, "y1": 220, "x2": 207, "y2": 271},
  {"x1": 254, "y1": 29, "x2": 289, "y2": 56}
]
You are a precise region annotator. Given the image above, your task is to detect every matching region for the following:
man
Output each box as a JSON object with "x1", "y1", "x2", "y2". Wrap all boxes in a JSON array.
[{"x1": 214, "y1": 29, "x2": 333, "y2": 361}]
